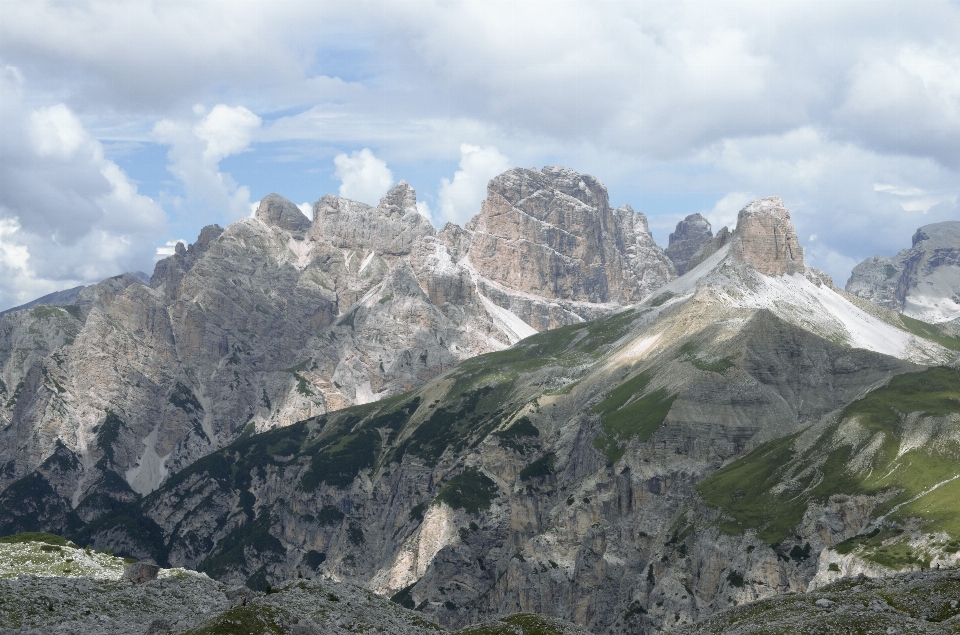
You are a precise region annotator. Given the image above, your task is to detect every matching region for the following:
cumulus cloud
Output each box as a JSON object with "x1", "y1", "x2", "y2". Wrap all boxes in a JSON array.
[
  {"x1": 415, "y1": 201, "x2": 434, "y2": 224},
  {"x1": 703, "y1": 192, "x2": 756, "y2": 232},
  {"x1": 437, "y1": 144, "x2": 510, "y2": 225},
  {"x1": 194, "y1": 104, "x2": 261, "y2": 162},
  {"x1": 333, "y1": 148, "x2": 393, "y2": 205},
  {"x1": 153, "y1": 104, "x2": 261, "y2": 222},
  {"x1": 0, "y1": 65, "x2": 166, "y2": 310}
]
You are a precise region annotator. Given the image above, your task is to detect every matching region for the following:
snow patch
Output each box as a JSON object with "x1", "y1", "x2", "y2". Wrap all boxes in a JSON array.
[
  {"x1": 478, "y1": 291, "x2": 538, "y2": 344},
  {"x1": 903, "y1": 264, "x2": 960, "y2": 323}
]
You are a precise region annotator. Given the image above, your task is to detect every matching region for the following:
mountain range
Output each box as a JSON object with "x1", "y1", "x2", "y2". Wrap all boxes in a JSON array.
[{"x1": 0, "y1": 166, "x2": 958, "y2": 634}]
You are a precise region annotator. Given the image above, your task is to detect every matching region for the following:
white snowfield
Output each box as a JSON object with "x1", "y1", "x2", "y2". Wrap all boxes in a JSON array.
[
  {"x1": 905, "y1": 264, "x2": 960, "y2": 325},
  {"x1": 646, "y1": 242, "x2": 953, "y2": 365}
]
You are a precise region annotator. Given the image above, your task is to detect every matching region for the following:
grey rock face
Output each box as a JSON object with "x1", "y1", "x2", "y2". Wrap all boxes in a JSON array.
[
  {"x1": 51, "y1": 199, "x2": 956, "y2": 635},
  {"x1": 665, "y1": 213, "x2": 713, "y2": 276},
  {"x1": 4, "y1": 195, "x2": 958, "y2": 635},
  {"x1": 846, "y1": 220, "x2": 960, "y2": 323},
  {"x1": 256, "y1": 193, "x2": 312, "y2": 233}
]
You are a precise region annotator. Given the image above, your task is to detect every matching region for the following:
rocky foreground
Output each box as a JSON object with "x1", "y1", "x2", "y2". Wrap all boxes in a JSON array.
[
  {"x1": 0, "y1": 533, "x2": 587, "y2": 635},
  {"x1": 3, "y1": 533, "x2": 958, "y2": 634}
]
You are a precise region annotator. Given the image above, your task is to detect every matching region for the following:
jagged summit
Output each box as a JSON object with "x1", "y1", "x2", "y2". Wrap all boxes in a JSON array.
[
  {"x1": 312, "y1": 182, "x2": 435, "y2": 255},
  {"x1": 0, "y1": 165, "x2": 676, "y2": 507},
  {"x1": 465, "y1": 165, "x2": 675, "y2": 306},
  {"x1": 255, "y1": 193, "x2": 311, "y2": 232},
  {"x1": 665, "y1": 213, "x2": 713, "y2": 275},
  {"x1": 649, "y1": 197, "x2": 948, "y2": 364}
]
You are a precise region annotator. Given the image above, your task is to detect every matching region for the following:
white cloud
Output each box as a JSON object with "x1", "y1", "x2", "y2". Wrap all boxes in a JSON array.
[
  {"x1": 194, "y1": 104, "x2": 261, "y2": 162},
  {"x1": 0, "y1": 218, "x2": 30, "y2": 273},
  {"x1": 333, "y1": 148, "x2": 393, "y2": 205},
  {"x1": 437, "y1": 144, "x2": 510, "y2": 225},
  {"x1": 704, "y1": 192, "x2": 755, "y2": 232},
  {"x1": 29, "y1": 104, "x2": 87, "y2": 159},
  {"x1": 153, "y1": 104, "x2": 261, "y2": 222},
  {"x1": 2, "y1": 0, "x2": 960, "y2": 306},
  {"x1": 872, "y1": 182, "x2": 957, "y2": 214},
  {"x1": 415, "y1": 201, "x2": 434, "y2": 223},
  {"x1": 297, "y1": 202, "x2": 312, "y2": 220},
  {"x1": 0, "y1": 65, "x2": 166, "y2": 310}
]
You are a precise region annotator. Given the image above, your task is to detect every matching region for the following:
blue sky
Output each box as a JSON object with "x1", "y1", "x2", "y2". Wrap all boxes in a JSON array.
[{"x1": 1, "y1": 0, "x2": 958, "y2": 310}]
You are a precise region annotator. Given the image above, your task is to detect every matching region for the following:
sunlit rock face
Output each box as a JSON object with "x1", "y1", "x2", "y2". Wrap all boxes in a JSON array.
[
  {"x1": 464, "y1": 166, "x2": 675, "y2": 306},
  {"x1": 846, "y1": 220, "x2": 960, "y2": 324},
  {"x1": 728, "y1": 197, "x2": 805, "y2": 276}
]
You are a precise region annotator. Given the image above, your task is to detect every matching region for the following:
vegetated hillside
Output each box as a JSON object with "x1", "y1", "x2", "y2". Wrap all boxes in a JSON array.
[
  {"x1": 0, "y1": 531, "x2": 583, "y2": 635},
  {"x1": 698, "y1": 366, "x2": 960, "y2": 576}
]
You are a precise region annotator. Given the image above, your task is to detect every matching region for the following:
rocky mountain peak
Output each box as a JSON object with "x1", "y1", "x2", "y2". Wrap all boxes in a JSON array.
[
  {"x1": 730, "y1": 196, "x2": 805, "y2": 275},
  {"x1": 312, "y1": 183, "x2": 434, "y2": 255},
  {"x1": 255, "y1": 193, "x2": 311, "y2": 232},
  {"x1": 847, "y1": 220, "x2": 960, "y2": 323},
  {"x1": 665, "y1": 213, "x2": 713, "y2": 275},
  {"x1": 464, "y1": 165, "x2": 673, "y2": 305},
  {"x1": 378, "y1": 180, "x2": 419, "y2": 217}
]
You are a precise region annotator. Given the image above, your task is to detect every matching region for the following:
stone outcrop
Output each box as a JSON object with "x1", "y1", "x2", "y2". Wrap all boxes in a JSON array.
[
  {"x1": 123, "y1": 562, "x2": 160, "y2": 584},
  {"x1": 665, "y1": 213, "x2": 713, "y2": 275},
  {"x1": 846, "y1": 220, "x2": 960, "y2": 323},
  {"x1": 728, "y1": 197, "x2": 804, "y2": 275}
]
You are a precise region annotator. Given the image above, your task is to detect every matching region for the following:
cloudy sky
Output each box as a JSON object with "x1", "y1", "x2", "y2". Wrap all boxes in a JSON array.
[{"x1": 1, "y1": 0, "x2": 958, "y2": 310}]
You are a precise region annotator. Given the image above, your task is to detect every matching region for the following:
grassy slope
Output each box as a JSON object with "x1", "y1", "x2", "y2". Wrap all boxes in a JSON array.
[{"x1": 698, "y1": 367, "x2": 960, "y2": 548}]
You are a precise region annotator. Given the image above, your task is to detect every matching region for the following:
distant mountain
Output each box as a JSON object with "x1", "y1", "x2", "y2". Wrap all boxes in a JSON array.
[
  {"x1": 846, "y1": 221, "x2": 960, "y2": 324},
  {"x1": 5, "y1": 195, "x2": 956, "y2": 633},
  {"x1": 0, "y1": 286, "x2": 86, "y2": 319},
  {"x1": 0, "y1": 272, "x2": 151, "y2": 318},
  {"x1": 664, "y1": 213, "x2": 713, "y2": 276}
]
